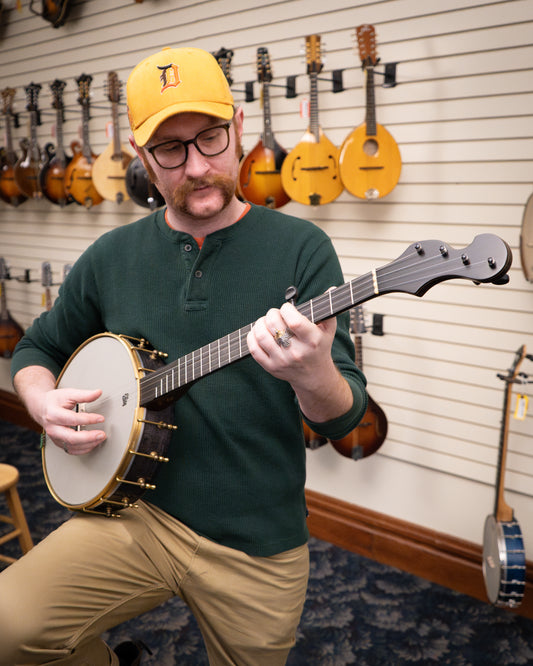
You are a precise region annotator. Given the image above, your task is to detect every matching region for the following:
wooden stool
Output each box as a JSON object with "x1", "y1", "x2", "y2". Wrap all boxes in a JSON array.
[{"x1": 0, "y1": 463, "x2": 34, "y2": 564}]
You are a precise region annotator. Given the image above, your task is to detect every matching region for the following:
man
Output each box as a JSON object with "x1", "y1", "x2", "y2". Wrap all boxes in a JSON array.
[{"x1": 0, "y1": 47, "x2": 367, "y2": 665}]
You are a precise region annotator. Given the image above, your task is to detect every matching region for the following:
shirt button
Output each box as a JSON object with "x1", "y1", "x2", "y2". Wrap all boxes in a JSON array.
[
  {"x1": 184, "y1": 243, "x2": 192, "y2": 252},
  {"x1": 194, "y1": 270, "x2": 203, "y2": 278}
]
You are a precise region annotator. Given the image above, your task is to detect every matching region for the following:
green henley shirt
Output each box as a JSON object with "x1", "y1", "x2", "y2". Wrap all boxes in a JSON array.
[{"x1": 12, "y1": 204, "x2": 367, "y2": 556}]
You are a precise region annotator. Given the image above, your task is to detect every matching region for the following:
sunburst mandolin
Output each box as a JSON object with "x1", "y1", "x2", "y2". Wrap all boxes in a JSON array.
[
  {"x1": 40, "y1": 79, "x2": 73, "y2": 207},
  {"x1": 0, "y1": 88, "x2": 27, "y2": 207},
  {"x1": 339, "y1": 24, "x2": 402, "y2": 200},
  {"x1": 64, "y1": 74, "x2": 103, "y2": 209},
  {"x1": 14, "y1": 82, "x2": 44, "y2": 200},
  {"x1": 281, "y1": 35, "x2": 343, "y2": 206},
  {"x1": 0, "y1": 257, "x2": 24, "y2": 359},
  {"x1": 238, "y1": 47, "x2": 290, "y2": 209}
]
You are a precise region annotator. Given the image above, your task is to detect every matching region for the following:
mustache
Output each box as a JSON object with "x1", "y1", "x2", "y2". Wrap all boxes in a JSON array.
[{"x1": 180, "y1": 175, "x2": 234, "y2": 194}]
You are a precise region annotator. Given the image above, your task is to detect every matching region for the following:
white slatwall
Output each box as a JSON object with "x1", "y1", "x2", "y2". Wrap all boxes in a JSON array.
[{"x1": 1, "y1": 0, "x2": 532, "y2": 551}]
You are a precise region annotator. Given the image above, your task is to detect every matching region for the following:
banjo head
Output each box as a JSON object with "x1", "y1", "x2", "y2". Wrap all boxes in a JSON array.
[
  {"x1": 482, "y1": 514, "x2": 525, "y2": 608},
  {"x1": 42, "y1": 333, "x2": 144, "y2": 509}
]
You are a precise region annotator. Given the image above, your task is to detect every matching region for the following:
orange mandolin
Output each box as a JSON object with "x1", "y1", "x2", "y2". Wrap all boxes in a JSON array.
[
  {"x1": 40, "y1": 79, "x2": 73, "y2": 207},
  {"x1": 92, "y1": 71, "x2": 133, "y2": 204},
  {"x1": 64, "y1": 74, "x2": 103, "y2": 208},
  {"x1": 339, "y1": 25, "x2": 401, "y2": 200},
  {"x1": 0, "y1": 257, "x2": 24, "y2": 359},
  {"x1": 14, "y1": 82, "x2": 44, "y2": 200},
  {"x1": 238, "y1": 47, "x2": 290, "y2": 209},
  {"x1": 330, "y1": 306, "x2": 388, "y2": 459},
  {"x1": 0, "y1": 88, "x2": 27, "y2": 207},
  {"x1": 280, "y1": 35, "x2": 343, "y2": 206}
]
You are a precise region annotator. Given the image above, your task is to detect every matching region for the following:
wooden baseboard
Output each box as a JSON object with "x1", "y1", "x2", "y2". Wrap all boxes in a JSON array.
[
  {"x1": 305, "y1": 489, "x2": 533, "y2": 620},
  {"x1": 0, "y1": 389, "x2": 39, "y2": 431},
  {"x1": 1, "y1": 388, "x2": 531, "y2": 620}
]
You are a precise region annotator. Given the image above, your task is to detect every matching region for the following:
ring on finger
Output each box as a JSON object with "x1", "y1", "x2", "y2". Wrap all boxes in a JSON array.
[{"x1": 274, "y1": 328, "x2": 293, "y2": 348}]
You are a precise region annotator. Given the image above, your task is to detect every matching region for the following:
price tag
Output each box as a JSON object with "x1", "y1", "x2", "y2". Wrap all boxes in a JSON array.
[{"x1": 514, "y1": 394, "x2": 529, "y2": 420}]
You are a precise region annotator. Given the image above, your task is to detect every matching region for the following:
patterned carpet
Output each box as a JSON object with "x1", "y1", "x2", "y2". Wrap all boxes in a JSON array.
[{"x1": 1, "y1": 419, "x2": 533, "y2": 665}]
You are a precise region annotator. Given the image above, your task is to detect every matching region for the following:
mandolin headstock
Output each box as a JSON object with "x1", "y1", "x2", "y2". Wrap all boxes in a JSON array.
[
  {"x1": 256, "y1": 47, "x2": 273, "y2": 84},
  {"x1": 356, "y1": 24, "x2": 378, "y2": 70},
  {"x1": 306, "y1": 34, "x2": 323, "y2": 75}
]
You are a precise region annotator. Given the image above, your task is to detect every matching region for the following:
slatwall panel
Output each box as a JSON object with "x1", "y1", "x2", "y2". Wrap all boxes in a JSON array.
[{"x1": 1, "y1": 0, "x2": 532, "y2": 550}]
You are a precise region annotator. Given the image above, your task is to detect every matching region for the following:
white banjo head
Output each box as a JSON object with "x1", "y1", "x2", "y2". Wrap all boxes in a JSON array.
[{"x1": 43, "y1": 334, "x2": 143, "y2": 508}]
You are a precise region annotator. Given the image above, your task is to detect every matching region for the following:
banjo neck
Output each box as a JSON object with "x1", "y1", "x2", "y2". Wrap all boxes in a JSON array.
[
  {"x1": 493, "y1": 345, "x2": 527, "y2": 522},
  {"x1": 137, "y1": 234, "x2": 511, "y2": 410}
]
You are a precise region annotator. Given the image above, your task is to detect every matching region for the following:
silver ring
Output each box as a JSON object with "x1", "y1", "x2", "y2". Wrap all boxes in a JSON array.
[{"x1": 274, "y1": 328, "x2": 292, "y2": 348}]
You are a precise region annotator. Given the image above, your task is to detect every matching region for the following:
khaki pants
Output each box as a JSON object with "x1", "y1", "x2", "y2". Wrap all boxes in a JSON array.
[{"x1": 0, "y1": 502, "x2": 309, "y2": 666}]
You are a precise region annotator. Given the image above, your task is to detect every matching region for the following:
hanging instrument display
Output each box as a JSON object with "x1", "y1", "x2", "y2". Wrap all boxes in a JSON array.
[
  {"x1": 0, "y1": 87, "x2": 27, "y2": 207},
  {"x1": 14, "y1": 82, "x2": 44, "y2": 200},
  {"x1": 40, "y1": 79, "x2": 73, "y2": 207},
  {"x1": 339, "y1": 24, "x2": 402, "y2": 200},
  {"x1": 92, "y1": 71, "x2": 133, "y2": 204},
  {"x1": 0, "y1": 257, "x2": 24, "y2": 359},
  {"x1": 64, "y1": 73, "x2": 103, "y2": 208},
  {"x1": 281, "y1": 35, "x2": 344, "y2": 206},
  {"x1": 482, "y1": 345, "x2": 530, "y2": 608},
  {"x1": 330, "y1": 306, "x2": 388, "y2": 459},
  {"x1": 238, "y1": 47, "x2": 290, "y2": 209}
]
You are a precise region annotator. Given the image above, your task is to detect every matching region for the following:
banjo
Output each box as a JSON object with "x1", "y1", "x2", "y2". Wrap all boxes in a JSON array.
[
  {"x1": 482, "y1": 345, "x2": 530, "y2": 608},
  {"x1": 42, "y1": 233, "x2": 512, "y2": 517}
]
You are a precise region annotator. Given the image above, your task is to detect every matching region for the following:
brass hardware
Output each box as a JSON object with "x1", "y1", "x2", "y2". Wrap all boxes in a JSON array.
[
  {"x1": 104, "y1": 497, "x2": 139, "y2": 509},
  {"x1": 82, "y1": 506, "x2": 121, "y2": 518},
  {"x1": 115, "y1": 476, "x2": 156, "y2": 490},
  {"x1": 137, "y1": 418, "x2": 178, "y2": 431},
  {"x1": 149, "y1": 349, "x2": 168, "y2": 359},
  {"x1": 139, "y1": 367, "x2": 155, "y2": 373},
  {"x1": 119, "y1": 334, "x2": 149, "y2": 347},
  {"x1": 129, "y1": 448, "x2": 169, "y2": 463}
]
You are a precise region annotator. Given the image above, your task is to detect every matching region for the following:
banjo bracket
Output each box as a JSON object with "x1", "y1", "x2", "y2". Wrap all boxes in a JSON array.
[{"x1": 118, "y1": 334, "x2": 168, "y2": 361}]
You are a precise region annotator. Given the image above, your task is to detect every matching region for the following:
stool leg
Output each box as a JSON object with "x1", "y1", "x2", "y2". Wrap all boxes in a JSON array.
[{"x1": 5, "y1": 486, "x2": 34, "y2": 554}]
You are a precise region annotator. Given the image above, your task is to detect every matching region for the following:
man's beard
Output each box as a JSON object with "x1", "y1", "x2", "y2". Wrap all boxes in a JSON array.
[
  {"x1": 169, "y1": 174, "x2": 235, "y2": 218},
  {"x1": 142, "y1": 134, "x2": 241, "y2": 219}
]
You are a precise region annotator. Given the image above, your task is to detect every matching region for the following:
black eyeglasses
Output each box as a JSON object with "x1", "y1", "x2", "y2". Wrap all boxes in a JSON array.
[{"x1": 146, "y1": 122, "x2": 232, "y2": 169}]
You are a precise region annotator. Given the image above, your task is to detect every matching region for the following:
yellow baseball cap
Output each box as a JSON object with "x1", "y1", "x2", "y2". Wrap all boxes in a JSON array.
[{"x1": 127, "y1": 47, "x2": 234, "y2": 147}]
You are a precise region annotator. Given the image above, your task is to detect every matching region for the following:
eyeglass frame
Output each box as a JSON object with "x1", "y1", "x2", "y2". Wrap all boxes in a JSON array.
[{"x1": 145, "y1": 121, "x2": 233, "y2": 170}]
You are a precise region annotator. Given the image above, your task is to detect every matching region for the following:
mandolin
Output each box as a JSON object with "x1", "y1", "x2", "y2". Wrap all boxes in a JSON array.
[
  {"x1": 14, "y1": 82, "x2": 44, "y2": 199},
  {"x1": 280, "y1": 35, "x2": 344, "y2": 206},
  {"x1": 64, "y1": 74, "x2": 103, "y2": 208},
  {"x1": 339, "y1": 24, "x2": 402, "y2": 200},
  {"x1": 40, "y1": 79, "x2": 73, "y2": 207},
  {"x1": 29, "y1": 0, "x2": 72, "y2": 27},
  {"x1": 41, "y1": 234, "x2": 511, "y2": 515},
  {"x1": 125, "y1": 156, "x2": 164, "y2": 209},
  {"x1": 482, "y1": 345, "x2": 529, "y2": 608},
  {"x1": 238, "y1": 47, "x2": 290, "y2": 209},
  {"x1": 0, "y1": 88, "x2": 27, "y2": 207},
  {"x1": 92, "y1": 71, "x2": 133, "y2": 204},
  {"x1": 330, "y1": 306, "x2": 388, "y2": 459},
  {"x1": 0, "y1": 257, "x2": 24, "y2": 359},
  {"x1": 41, "y1": 261, "x2": 53, "y2": 312}
]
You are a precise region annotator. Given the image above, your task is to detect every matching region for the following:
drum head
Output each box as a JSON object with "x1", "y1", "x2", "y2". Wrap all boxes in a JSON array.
[
  {"x1": 520, "y1": 192, "x2": 533, "y2": 282},
  {"x1": 42, "y1": 334, "x2": 141, "y2": 508}
]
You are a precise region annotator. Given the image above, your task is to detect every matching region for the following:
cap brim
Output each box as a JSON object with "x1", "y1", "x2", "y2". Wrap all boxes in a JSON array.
[{"x1": 133, "y1": 101, "x2": 234, "y2": 147}]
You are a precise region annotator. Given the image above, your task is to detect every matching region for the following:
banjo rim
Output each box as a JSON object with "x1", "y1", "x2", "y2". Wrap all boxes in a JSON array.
[{"x1": 41, "y1": 332, "x2": 146, "y2": 511}]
